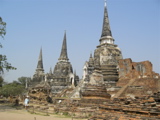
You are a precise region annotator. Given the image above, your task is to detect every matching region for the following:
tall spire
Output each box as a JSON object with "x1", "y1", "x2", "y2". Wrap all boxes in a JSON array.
[
  {"x1": 90, "y1": 52, "x2": 92, "y2": 58},
  {"x1": 101, "y1": 0, "x2": 112, "y2": 37},
  {"x1": 89, "y1": 52, "x2": 94, "y2": 66},
  {"x1": 49, "y1": 67, "x2": 52, "y2": 74},
  {"x1": 99, "y1": 0, "x2": 114, "y2": 44},
  {"x1": 58, "y1": 31, "x2": 69, "y2": 62},
  {"x1": 36, "y1": 47, "x2": 44, "y2": 72}
]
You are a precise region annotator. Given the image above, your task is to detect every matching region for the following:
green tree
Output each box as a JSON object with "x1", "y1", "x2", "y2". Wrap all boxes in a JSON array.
[
  {"x1": 0, "y1": 17, "x2": 16, "y2": 74},
  {"x1": 0, "y1": 81, "x2": 25, "y2": 97},
  {"x1": 0, "y1": 76, "x2": 3, "y2": 87},
  {"x1": 18, "y1": 76, "x2": 31, "y2": 86},
  {"x1": 0, "y1": 17, "x2": 6, "y2": 40}
]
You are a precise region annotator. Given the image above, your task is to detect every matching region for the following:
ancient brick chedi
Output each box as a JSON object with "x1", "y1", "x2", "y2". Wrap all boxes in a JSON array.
[
  {"x1": 32, "y1": 32, "x2": 79, "y2": 96},
  {"x1": 83, "y1": 2, "x2": 122, "y2": 87},
  {"x1": 47, "y1": 32, "x2": 79, "y2": 96},
  {"x1": 70, "y1": 1, "x2": 123, "y2": 98},
  {"x1": 27, "y1": 1, "x2": 160, "y2": 119},
  {"x1": 81, "y1": 69, "x2": 111, "y2": 99},
  {"x1": 32, "y1": 48, "x2": 45, "y2": 85},
  {"x1": 31, "y1": 1, "x2": 159, "y2": 100}
]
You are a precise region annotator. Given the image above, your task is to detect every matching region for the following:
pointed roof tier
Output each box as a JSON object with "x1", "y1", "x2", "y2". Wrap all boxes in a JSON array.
[
  {"x1": 89, "y1": 53, "x2": 94, "y2": 66},
  {"x1": 36, "y1": 48, "x2": 44, "y2": 71},
  {"x1": 34, "y1": 47, "x2": 44, "y2": 76},
  {"x1": 58, "y1": 31, "x2": 69, "y2": 62},
  {"x1": 49, "y1": 67, "x2": 52, "y2": 74},
  {"x1": 99, "y1": 1, "x2": 114, "y2": 45},
  {"x1": 101, "y1": 1, "x2": 112, "y2": 37}
]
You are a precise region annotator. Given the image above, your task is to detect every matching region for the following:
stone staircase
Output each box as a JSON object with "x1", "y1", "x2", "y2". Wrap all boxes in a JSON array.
[{"x1": 112, "y1": 78, "x2": 136, "y2": 98}]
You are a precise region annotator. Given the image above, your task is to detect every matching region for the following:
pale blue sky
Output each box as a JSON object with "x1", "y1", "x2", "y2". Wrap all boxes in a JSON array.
[{"x1": 0, "y1": 0, "x2": 159, "y2": 82}]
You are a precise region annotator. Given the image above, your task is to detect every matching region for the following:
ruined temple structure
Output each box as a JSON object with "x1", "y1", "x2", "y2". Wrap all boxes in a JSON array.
[
  {"x1": 28, "y1": 80, "x2": 51, "y2": 101},
  {"x1": 32, "y1": 48, "x2": 45, "y2": 86},
  {"x1": 31, "y1": 32, "x2": 79, "y2": 96},
  {"x1": 78, "y1": 1, "x2": 160, "y2": 99},
  {"x1": 26, "y1": 1, "x2": 160, "y2": 119},
  {"x1": 118, "y1": 58, "x2": 159, "y2": 79},
  {"x1": 83, "y1": 1, "x2": 122, "y2": 88},
  {"x1": 112, "y1": 58, "x2": 160, "y2": 98},
  {"x1": 47, "y1": 31, "x2": 79, "y2": 96},
  {"x1": 69, "y1": 1, "x2": 122, "y2": 98},
  {"x1": 30, "y1": 1, "x2": 160, "y2": 100},
  {"x1": 81, "y1": 69, "x2": 111, "y2": 100}
]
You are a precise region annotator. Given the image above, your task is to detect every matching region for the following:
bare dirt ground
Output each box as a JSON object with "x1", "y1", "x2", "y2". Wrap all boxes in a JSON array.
[{"x1": 0, "y1": 104, "x2": 86, "y2": 120}]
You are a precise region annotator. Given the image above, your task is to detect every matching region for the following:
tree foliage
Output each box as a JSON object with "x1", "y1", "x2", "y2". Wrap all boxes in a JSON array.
[
  {"x1": 0, "y1": 17, "x2": 16, "y2": 74},
  {"x1": 18, "y1": 76, "x2": 31, "y2": 87},
  {"x1": 0, "y1": 81, "x2": 25, "y2": 97},
  {"x1": 0, "y1": 17, "x2": 6, "y2": 41},
  {"x1": 0, "y1": 76, "x2": 3, "y2": 87}
]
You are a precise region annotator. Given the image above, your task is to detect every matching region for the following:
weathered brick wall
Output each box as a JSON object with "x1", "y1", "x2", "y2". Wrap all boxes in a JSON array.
[
  {"x1": 118, "y1": 58, "x2": 159, "y2": 79},
  {"x1": 117, "y1": 58, "x2": 160, "y2": 98}
]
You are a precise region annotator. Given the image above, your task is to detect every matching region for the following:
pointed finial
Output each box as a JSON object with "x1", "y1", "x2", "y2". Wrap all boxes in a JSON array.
[
  {"x1": 100, "y1": 0, "x2": 112, "y2": 38},
  {"x1": 90, "y1": 51, "x2": 92, "y2": 58},
  {"x1": 104, "y1": 0, "x2": 107, "y2": 7},
  {"x1": 58, "y1": 30, "x2": 69, "y2": 61},
  {"x1": 49, "y1": 67, "x2": 52, "y2": 74},
  {"x1": 37, "y1": 47, "x2": 44, "y2": 69}
]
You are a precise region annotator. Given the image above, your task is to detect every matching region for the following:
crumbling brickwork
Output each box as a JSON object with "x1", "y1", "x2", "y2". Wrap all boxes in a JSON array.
[
  {"x1": 116, "y1": 58, "x2": 160, "y2": 98},
  {"x1": 118, "y1": 58, "x2": 159, "y2": 79}
]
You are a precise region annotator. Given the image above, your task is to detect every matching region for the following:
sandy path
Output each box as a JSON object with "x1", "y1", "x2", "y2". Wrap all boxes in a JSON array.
[
  {"x1": 0, "y1": 110, "x2": 72, "y2": 120},
  {"x1": 0, "y1": 104, "x2": 86, "y2": 120}
]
